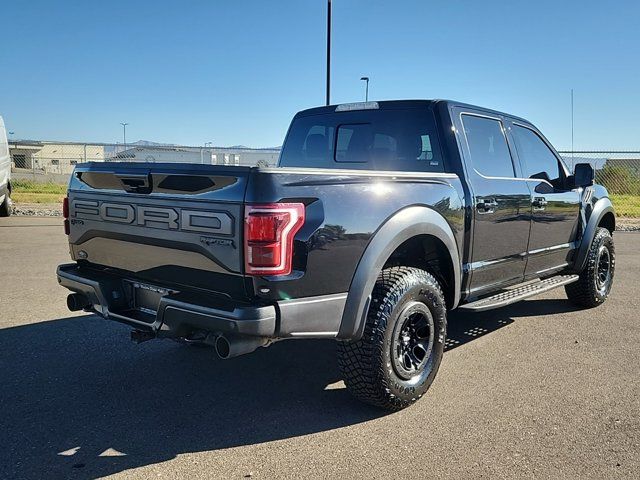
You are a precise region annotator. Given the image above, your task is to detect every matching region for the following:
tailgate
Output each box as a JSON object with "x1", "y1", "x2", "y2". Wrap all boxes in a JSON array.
[{"x1": 67, "y1": 162, "x2": 250, "y2": 292}]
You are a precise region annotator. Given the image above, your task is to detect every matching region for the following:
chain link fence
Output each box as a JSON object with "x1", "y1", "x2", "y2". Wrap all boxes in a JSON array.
[
  {"x1": 559, "y1": 151, "x2": 640, "y2": 196},
  {"x1": 9, "y1": 141, "x2": 281, "y2": 180},
  {"x1": 9, "y1": 142, "x2": 640, "y2": 197}
]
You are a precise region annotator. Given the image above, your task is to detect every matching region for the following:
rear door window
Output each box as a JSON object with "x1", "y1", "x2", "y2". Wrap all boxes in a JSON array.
[{"x1": 461, "y1": 114, "x2": 515, "y2": 178}]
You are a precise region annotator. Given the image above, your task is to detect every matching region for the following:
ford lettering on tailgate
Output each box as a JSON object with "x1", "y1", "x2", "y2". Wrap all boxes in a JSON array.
[{"x1": 71, "y1": 199, "x2": 233, "y2": 235}]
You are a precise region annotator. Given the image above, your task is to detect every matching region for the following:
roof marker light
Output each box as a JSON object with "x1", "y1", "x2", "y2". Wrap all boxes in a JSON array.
[{"x1": 335, "y1": 101, "x2": 379, "y2": 112}]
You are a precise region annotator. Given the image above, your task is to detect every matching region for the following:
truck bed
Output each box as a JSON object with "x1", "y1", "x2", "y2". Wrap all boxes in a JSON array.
[{"x1": 67, "y1": 161, "x2": 464, "y2": 302}]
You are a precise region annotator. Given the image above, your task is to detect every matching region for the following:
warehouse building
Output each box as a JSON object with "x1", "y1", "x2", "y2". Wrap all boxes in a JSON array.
[
  {"x1": 10, "y1": 141, "x2": 281, "y2": 175},
  {"x1": 111, "y1": 146, "x2": 280, "y2": 167},
  {"x1": 10, "y1": 141, "x2": 105, "y2": 174}
]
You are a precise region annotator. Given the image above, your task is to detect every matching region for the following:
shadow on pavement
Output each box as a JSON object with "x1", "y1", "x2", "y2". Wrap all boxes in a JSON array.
[
  {"x1": 0, "y1": 298, "x2": 578, "y2": 479},
  {"x1": 446, "y1": 298, "x2": 580, "y2": 350}
]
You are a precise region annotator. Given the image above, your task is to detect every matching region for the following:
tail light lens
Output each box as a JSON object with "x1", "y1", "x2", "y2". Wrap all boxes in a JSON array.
[
  {"x1": 244, "y1": 203, "x2": 305, "y2": 276},
  {"x1": 63, "y1": 197, "x2": 70, "y2": 235}
]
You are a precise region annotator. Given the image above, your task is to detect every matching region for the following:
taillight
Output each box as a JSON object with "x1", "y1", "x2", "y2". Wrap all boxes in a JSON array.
[
  {"x1": 63, "y1": 197, "x2": 70, "y2": 235},
  {"x1": 244, "y1": 203, "x2": 305, "y2": 276}
]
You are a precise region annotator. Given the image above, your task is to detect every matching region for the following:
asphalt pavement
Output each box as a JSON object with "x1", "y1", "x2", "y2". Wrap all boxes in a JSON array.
[{"x1": 1, "y1": 216, "x2": 638, "y2": 479}]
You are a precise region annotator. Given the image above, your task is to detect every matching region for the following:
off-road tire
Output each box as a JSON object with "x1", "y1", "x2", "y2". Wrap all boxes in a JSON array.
[
  {"x1": 337, "y1": 267, "x2": 447, "y2": 411},
  {"x1": 0, "y1": 190, "x2": 11, "y2": 217},
  {"x1": 565, "y1": 227, "x2": 615, "y2": 307}
]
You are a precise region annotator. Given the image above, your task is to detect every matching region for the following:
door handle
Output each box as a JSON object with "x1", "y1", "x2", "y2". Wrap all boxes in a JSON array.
[
  {"x1": 532, "y1": 197, "x2": 548, "y2": 210},
  {"x1": 476, "y1": 197, "x2": 498, "y2": 214}
]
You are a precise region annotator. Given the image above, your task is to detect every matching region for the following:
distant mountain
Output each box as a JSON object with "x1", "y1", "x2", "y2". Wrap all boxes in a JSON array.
[
  {"x1": 131, "y1": 140, "x2": 176, "y2": 147},
  {"x1": 209, "y1": 144, "x2": 282, "y2": 150},
  {"x1": 130, "y1": 141, "x2": 281, "y2": 150}
]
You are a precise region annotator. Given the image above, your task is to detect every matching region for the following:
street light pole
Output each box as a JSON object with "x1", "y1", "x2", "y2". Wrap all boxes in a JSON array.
[
  {"x1": 326, "y1": 0, "x2": 331, "y2": 106},
  {"x1": 360, "y1": 77, "x2": 369, "y2": 102},
  {"x1": 7, "y1": 132, "x2": 14, "y2": 154},
  {"x1": 120, "y1": 122, "x2": 129, "y2": 151}
]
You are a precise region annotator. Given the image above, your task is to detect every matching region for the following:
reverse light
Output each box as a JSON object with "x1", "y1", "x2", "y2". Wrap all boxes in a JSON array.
[
  {"x1": 63, "y1": 197, "x2": 70, "y2": 235},
  {"x1": 244, "y1": 203, "x2": 305, "y2": 276}
]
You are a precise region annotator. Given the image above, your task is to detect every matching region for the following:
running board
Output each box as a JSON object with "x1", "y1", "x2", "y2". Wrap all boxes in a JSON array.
[{"x1": 460, "y1": 274, "x2": 579, "y2": 312}]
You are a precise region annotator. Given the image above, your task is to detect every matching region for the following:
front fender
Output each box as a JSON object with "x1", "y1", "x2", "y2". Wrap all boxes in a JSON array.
[
  {"x1": 573, "y1": 197, "x2": 615, "y2": 272},
  {"x1": 337, "y1": 206, "x2": 461, "y2": 340}
]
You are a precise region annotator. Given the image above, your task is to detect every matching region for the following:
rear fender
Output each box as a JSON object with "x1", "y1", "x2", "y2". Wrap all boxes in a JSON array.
[{"x1": 337, "y1": 206, "x2": 461, "y2": 340}]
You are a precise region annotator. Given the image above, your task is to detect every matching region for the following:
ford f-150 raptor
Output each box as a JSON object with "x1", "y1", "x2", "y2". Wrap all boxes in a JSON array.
[{"x1": 57, "y1": 100, "x2": 616, "y2": 410}]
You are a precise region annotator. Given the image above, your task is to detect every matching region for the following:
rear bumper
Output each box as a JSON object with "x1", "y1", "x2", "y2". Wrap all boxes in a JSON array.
[{"x1": 57, "y1": 264, "x2": 345, "y2": 339}]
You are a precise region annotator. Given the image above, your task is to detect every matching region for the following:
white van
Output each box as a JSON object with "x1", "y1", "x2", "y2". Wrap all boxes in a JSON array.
[{"x1": 0, "y1": 116, "x2": 11, "y2": 216}]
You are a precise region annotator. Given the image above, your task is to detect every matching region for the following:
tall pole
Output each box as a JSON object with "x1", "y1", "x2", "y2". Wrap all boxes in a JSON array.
[
  {"x1": 120, "y1": 122, "x2": 129, "y2": 152},
  {"x1": 360, "y1": 76, "x2": 369, "y2": 102},
  {"x1": 326, "y1": 0, "x2": 331, "y2": 106}
]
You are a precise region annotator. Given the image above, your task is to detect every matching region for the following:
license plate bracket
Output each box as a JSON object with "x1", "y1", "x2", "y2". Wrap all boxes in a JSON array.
[{"x1": 126, "y1": 281, "x2": 174, "y2": 315}]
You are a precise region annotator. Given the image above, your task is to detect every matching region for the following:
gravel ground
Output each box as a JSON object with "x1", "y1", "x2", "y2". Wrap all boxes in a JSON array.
[
  {"x1": 0, "y1": 217, "x2": 639, "y2": 480},
  {"x1": 616, "y1": 219, "x2": 640, "y2": 231},
  {"x1": 11, "y1": 202, "x2": 62, "y2": 217}
]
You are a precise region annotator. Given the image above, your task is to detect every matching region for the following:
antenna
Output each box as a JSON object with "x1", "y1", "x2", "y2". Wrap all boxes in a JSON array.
[{"x1": 571, "y1": 89, "x2": 575, "y2": 165}]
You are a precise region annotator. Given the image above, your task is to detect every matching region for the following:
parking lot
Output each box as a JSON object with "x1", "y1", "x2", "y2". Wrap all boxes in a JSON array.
[{"x1": 1, "y1": 216, "x2": 638, "y2": 479}]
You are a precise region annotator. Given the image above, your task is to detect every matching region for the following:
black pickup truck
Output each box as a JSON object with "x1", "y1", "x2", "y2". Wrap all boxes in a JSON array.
[{"x1": 57, "y1": 100, "x2": 616, "y2": 410}]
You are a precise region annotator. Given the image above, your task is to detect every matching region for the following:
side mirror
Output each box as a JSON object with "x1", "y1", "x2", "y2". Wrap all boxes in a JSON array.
[{"x1": 573, "y1": 163, "x2": 594, "y2": 188}]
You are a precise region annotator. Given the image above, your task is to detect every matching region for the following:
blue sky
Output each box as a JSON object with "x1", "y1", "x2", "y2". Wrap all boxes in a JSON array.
[{"x1": 1, "y1": 0, "x2": 639, "y2": 149}]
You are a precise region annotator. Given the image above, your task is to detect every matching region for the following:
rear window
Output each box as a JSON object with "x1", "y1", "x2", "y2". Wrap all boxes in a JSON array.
[{"x1": 279, "y1": 109, "x2": 443, "y2": 172}]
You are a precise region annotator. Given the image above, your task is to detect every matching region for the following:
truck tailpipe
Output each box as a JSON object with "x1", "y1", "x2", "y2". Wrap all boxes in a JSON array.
[
  {"x1": 67, "y1": 293, "x2": 90, "y2": 311},
  {"x1": 215, "y1": 335, "x2": 269, "y2": 359}
]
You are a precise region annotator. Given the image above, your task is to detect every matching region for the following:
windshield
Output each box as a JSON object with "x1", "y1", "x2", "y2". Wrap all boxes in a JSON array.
[{"x1": 279, "y1": 109, "x2": 443, "y2": 172}]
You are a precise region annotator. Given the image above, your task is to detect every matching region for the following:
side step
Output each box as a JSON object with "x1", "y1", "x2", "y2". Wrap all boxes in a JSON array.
[{"x1": 460, "y1": 274, "x2": 579, "y2": 312}]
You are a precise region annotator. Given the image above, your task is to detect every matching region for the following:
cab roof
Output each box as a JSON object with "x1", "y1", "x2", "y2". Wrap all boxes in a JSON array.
[{"x1": 295, "y1": 99, "x2": 531, "y2": 125}]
